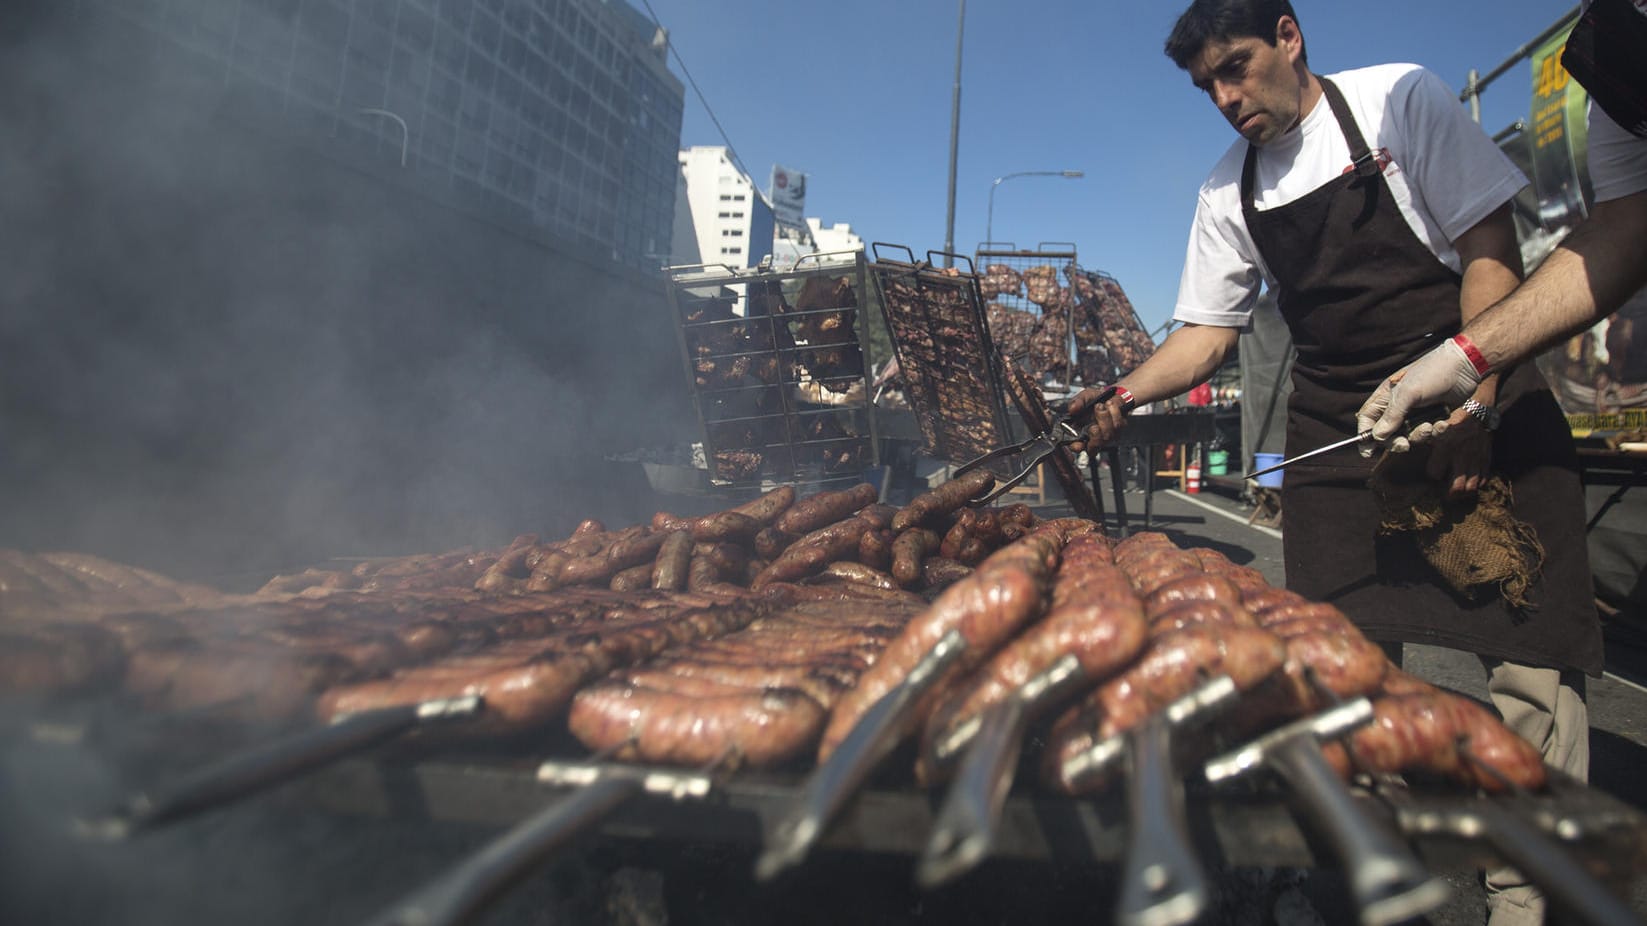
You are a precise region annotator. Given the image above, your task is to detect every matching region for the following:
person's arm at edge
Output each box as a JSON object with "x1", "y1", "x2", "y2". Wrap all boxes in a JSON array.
[
  {"x1": 1466, "y1": 190, "x2": 1647, "y2": 370},
  {"x1": 1359, "y1": 190, "x2": 1647, "y2": 446}
]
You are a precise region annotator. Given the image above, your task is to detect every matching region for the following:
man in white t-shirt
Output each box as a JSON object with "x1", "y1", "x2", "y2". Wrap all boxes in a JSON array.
[
  {"x1": 1068, "y1": 3, "x2": 1602, "y2": 924},
  {"x1": 1358, "y1": 0, "x2": 1647, "y2": 443}
]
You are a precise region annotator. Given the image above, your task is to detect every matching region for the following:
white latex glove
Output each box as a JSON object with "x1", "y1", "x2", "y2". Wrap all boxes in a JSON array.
[{"x1": 1356, "y1": 338, "x2": 1482, "y2": 456}]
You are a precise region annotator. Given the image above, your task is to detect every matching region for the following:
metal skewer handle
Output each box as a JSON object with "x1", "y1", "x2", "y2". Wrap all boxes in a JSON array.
[
  {"x1": 361, "y1": 775, "x2": 641, "y2": 926},
  {"x1": 1205, "y1": 700, "x2": 1448, "y2": 926},
  {"x1": 80, "y1": 696, "x2": 482, "y2": 841},
  {"x1": 755, "y1": 629, "x2": 968, "y2": 882},
  {"x1": 1116, "y1": 675, "x2": 1239, "y2": 926}
]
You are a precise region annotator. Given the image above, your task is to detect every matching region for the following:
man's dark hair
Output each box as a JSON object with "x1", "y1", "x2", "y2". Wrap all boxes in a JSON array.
[{"x1": 1164, "y1": 0, "x2": 1306, "y2": 70}]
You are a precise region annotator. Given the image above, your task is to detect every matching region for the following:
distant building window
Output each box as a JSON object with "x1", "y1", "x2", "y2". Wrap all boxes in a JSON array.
[
  {"x1": 729, "y1": 229, "x2": 743, "y2": 237},
  {"x1": 733, "y1": 194, "x2": 746, "y2": 201},
  {"x1": 732, "y1": 212, "x2": 744, "y2": 218}
]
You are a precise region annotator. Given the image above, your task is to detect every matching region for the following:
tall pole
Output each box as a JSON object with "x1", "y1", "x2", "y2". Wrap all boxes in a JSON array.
[{"x1": 942, "y1": 0, "x2": 965, "y2": 267}]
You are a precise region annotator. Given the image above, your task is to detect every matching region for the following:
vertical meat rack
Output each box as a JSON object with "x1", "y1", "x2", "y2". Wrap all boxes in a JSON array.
[
  {"x1": 974, "y1": 243, "x2": 1159, "y2": 388},
  {"x1": 866, "y1": 246, "x2": 1017, "y2": 472},
  {"x1": 663, "y1": 253, "x2": 880, "y2": 493}
]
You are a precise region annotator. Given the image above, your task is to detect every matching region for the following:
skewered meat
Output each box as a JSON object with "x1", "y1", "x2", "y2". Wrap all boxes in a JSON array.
[
  {"x1": 921, "y1": 534, "x2": 1148, "y2": 769},
  {"x1": 818, "y1": 521, "x2": 1086, "y2": 761},
  {"x1": 979, "y1": 264, "x2": 1023, "y2": 301},
  {"x1": 1044, "y1": 623, "x2": 1289, "y2": 793},
  {"x1": 320, "y1": 596, "x2": 770, "y2": 733},
  {"x1": 1323, "y1": 689, "x2": 1548, "y2": 792},
  {"x1": 571, "y1": 598, "x2": 921, "y2": 767}
]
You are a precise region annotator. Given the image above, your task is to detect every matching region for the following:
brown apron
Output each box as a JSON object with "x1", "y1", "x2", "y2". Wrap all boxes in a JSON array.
[{"x1": 1239, "y1": 78, "x2": 1603, "y2": 675}]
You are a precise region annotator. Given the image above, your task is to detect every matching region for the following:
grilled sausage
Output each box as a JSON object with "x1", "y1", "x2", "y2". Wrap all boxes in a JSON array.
[
  {"x1": 819, "y1": 524, "x2": 1068, "y2": 761},
  {"x1": 569, "y1": 681, "x2": 827, "y2": 768},
  {"x1": 686, "y1": 554, "x2": 722, "y2": 591},
  {"x1": 891, "y1": 528, "x2": 943, "y2": 588},
  {"x1": 775, "y1": 483, "x2": 880, "y2": 535},
  {"x1": 751, "y1": 517, "x2": 873, "y2": 588},
  {"x1": 609, "y1": 565, "x2": 653, "y2": 592},
  {"x1": 1143, "y1": 573, "x2": 1243, "y2": 615},
  {"x1": 1044, "y1": 624, "x2": 1288, "y2": 793},
  {"x1": 920, "y1": 557, "x2": 973, "y2": 592},
  {"x1": 856, "y1": 503, "x2": 900, "y2": 531},
  {"x1": 812, "y1": 561, "x2": 900, "y2": 590},
  {"x1": 727, "y1": 484, "x2": 797, "y2": 526},
  {"x1": 651, "y1": 530, "x2": 695, "y2": 591},
  {"x1": 859, "y1": 528, "x2": 895, "y2": 571},
  {"x1": 1321, "y1": 691, "x2": 1547, "y2": 792},
  {"x1": 1147, "y1": 599, "x2": 1256, "y2": 632},
  {"x1": 925, "y1": 547, "x2": 1149, "y2": 767},
  {"x1": 688, "y1": 511, "x2": 762, "y2": 543},
  {"x1": 891, "y1": 469, "x2": 996, "y2": 532},
  {"x1": 754, "y1": 527, "x2": 799, "y2": 560}
]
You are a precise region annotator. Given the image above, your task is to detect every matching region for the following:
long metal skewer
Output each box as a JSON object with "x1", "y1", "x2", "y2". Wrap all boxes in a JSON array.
[
  {"x1": 754, "y1": 629, "x2": 968, "y2": 881},
  {"x1": 79, "y1": 696, "x2": 482, "y2": 840}
]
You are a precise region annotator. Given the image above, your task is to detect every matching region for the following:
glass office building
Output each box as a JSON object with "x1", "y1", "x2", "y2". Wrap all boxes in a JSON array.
[{"x1": 75, "y1": 0, "x2": 686, "y2": 272}]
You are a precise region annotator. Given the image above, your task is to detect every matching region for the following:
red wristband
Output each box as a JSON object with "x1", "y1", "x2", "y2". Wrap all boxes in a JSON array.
[
  {"x1": 1452, "y1": 333, "x2": 1491, "y2": 376},
  {"x1": 1113, "y1": 386, "x2": 1136, "y2": 412}
]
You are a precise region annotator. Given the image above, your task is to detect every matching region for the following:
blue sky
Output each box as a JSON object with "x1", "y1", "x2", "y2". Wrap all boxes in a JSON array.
[{"x1": 640, "y1": 0, "x2": 1577, "y2": 333}]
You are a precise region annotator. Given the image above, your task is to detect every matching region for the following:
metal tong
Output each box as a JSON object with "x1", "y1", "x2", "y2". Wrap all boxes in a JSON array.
[{"x1": 954, "y1": 386, "x2": 1113, "y2": 505}]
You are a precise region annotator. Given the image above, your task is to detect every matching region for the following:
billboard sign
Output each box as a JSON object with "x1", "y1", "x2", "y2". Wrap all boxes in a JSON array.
[
  {"x1": 1527, "y1": 25, "x2": 1591, "y2": 227},
  {"x1": 769, "y1": 165, "x2": 807, "y2": 231}
]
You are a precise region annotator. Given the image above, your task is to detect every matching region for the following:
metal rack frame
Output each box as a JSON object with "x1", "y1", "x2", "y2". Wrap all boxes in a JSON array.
[
  {"x1": 867, "y1": 244, "x2": 1018, "y2": 471},
  {"x1": 663, "y1": 253, "x2": 880, "y2": 492},
  {"x1": 974, "y1": 243, "x2": 1082, "y2": 388}
]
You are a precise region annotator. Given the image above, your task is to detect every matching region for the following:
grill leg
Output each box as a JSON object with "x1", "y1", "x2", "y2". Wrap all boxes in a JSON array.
[{"x1": 1103, "y1": 447, "x2": 1129, "y2": 538}]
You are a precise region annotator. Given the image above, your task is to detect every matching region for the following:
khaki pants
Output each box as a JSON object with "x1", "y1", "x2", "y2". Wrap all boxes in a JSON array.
[{"x1": 1481, "y1": 659, "x2": 1589, "y2": 926}]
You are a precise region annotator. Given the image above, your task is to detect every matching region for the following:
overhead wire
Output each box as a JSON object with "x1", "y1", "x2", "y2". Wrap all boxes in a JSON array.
[{"x1": 635, "y1": 0, "x2": 755, "y2": 184}]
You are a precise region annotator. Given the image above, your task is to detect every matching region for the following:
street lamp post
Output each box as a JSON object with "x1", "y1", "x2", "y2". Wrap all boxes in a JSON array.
[{"x1": 985, "y1": 170, "x2": 1084, "y2": 248}]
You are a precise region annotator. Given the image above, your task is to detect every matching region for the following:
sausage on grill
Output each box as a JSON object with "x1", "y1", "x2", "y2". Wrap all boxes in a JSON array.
[
  {"x1": 818, "y1": 523, "x2": 1068, "y2": 761},
  {"x1": 1044, "y1": 623, "x2": 1287, "y2": 793},
  {"x1": 891, "y1": 528, "x2": 942, "y2": 588},
  {"x1": 569, "y1": 681, "x2": 827, "y2": 768},
  {"x1": 1321, "y1": 690, "x2": 1547, "y2": 792},
  {"x1": 651, "y1": 530, "x2": 695, "y2": 591},
  {"x1": 775, "y1": 483, "x2": 879, "y2": 535},
  {"x1": 891, "y1": 469, "x2": 996, "y2": 532}
]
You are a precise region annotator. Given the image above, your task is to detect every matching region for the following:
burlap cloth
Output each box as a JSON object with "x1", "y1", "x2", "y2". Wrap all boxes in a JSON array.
[{"x1": 1369, "y1": 447, "x2": 1544, "y2": 610}]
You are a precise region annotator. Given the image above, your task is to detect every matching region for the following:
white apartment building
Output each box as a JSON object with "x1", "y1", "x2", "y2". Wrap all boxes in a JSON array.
[
  {"x1": 807, "y1": 218, "x2": 863, "y2": 255},
  {"x1": 676, "y1": 146, "x2": 774, "y2": 269}
]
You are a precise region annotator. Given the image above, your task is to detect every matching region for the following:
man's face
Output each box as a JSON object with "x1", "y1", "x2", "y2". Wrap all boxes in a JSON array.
[{"x1": 1187, "y1": 19, "x2": 1305, "y2": 147}]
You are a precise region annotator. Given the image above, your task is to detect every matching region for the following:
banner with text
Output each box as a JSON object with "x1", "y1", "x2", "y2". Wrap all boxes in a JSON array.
[
  {"x1": 769, "y1": 165, "x2": 807, "y2": 231},
  {"x1": 1527, "y1": 24, "x2": 1591, "y2": 227}
]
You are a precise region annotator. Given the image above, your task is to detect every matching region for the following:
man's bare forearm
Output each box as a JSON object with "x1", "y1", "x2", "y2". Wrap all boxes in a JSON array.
[
  {"x1": 1117, "y1": 323, "x2": 1240, "y2": 404},
  {"x1": 1467, "y1": 191, "x2": 1647, "y2": 371}
]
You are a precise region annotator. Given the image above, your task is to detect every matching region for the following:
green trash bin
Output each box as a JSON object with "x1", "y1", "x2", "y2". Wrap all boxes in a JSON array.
[{"x1": 1207, "y1": 449, "x2": 1229, "y2": 476}]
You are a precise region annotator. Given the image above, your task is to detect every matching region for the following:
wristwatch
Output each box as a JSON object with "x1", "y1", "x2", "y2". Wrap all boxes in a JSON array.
[{"x1": 1460, "y1": 398, "x2": 1501, "y2": 431}]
